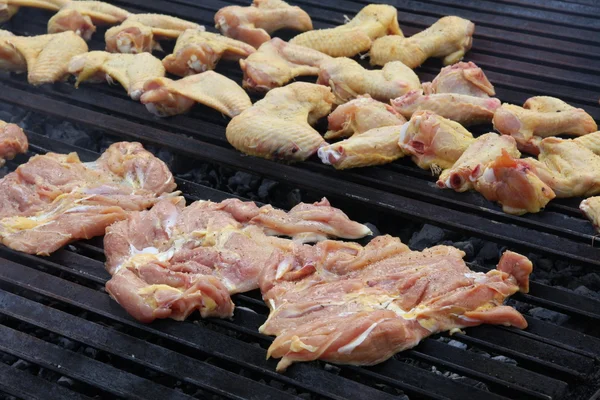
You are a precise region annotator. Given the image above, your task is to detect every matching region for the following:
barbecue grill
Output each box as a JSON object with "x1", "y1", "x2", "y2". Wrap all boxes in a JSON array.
[{"x1": 0, "y1": 0, "x2": 599, "y2": 399}]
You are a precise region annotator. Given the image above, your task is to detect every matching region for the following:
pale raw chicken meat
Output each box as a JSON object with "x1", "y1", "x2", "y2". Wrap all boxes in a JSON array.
[
  {"x1": 391, "y1": 90, "x2": 501, "y2": 126},
  {"x1": 0, "y1": 142, "x2": 176, "y2": 255},
  {"x1": 0, "y1": 0, "x2": 18, "y2": 23},
  {"x1": 240, "y1": 38, "x2": 332, "y2": 92},
  {"x1": 422, "y1": 61, "x2": 495, "y2": 97},
  {"x1": 399, "y1": 110, "x2": 475, "y2": 172},
  {"x1": 316, "y1": 57, "x2": 421, "y2": 104},
  {"x1": 104, "y1": 196, "x2": 371, "y2": 323},
  {"x1": 68, "y1": 51, "x2": 165, "y2": 100},
  {"x1": 226, "y1": 82, "x2": 334, "y2": 161},
  {"x1": 473, "y1": 149, "x2": 555, "y2": 215},
  {"x1": 437, "y1": 132, "x2": 520, "y2": 192},
  {"x1": 318, "y1": 125, "x2": 405, "y2": 170},
  {"x1": 48, "y1": 1, "x2": 131, "y2": 41},
  {"x1": 492, "y1": 97, "x2": 597, "y2": 155},
  {"x1": 325, "y1": 95, "x2": 406, "y2": 140},
  {"x1": 260, "y1": 235, "x2": 532, "y2": 371},
  {"x1": 162, "y1": 30, "x2": 255, "y2": 76},
  {"x1": 580, "y1": 197, "x2": 600, "y2": 232},
  {"x1": 215, "y1": 0, "x2": 312, "y2": 49},
  {"x1": 290, "y1": 4, "x2": 401, "y2": 57},
  {"x1": 140, "y1": 71, "x2": 252, "y2": 117},
  {"x1": 106, "y1": 14, "x2": 203, "y2": 55},
  {"x1": 370, "y1": 16, "x2": 474, "y2": 68},
  {"x1": 0, "y1": 30, "x2": 88, "y2": 85},
  {"x1": 0, "y1": 121, "x2": 27, "y2": 167}
]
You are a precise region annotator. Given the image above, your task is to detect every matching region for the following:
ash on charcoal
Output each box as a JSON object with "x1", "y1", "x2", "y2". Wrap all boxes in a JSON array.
[
  {"x1": 528, "y1": 307, "x2": 570, "y2": 325},
  {"x1": 431, "y1": 366, "x2": 489, "y2": 391},
  {"x1": 491, "y1": 355, "x2": 517, "y2": 366},
  {"x1": 11, "y1": 359, "x2": 32, "y2": 370},
  {"x1": 447, "y1": 340, "x2": 468, "y2": 350},
  {"x1": 574, "y1": 285, "x2": 600, "y2": 301},
  {"x1": 57, "y1": 376, "x2": 75, "y2": 388},
  {"x1": 409, "y1": 224, "x2": 449, "y2": 250},
  {"x1": 45, "y1": 121, "x2": 96, "y2": 149}
]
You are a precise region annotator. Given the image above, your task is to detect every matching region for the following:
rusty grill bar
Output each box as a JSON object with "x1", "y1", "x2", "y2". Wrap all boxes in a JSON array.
[{"x1": 0, "y1": 0, "x2": 599, "y2": 399}]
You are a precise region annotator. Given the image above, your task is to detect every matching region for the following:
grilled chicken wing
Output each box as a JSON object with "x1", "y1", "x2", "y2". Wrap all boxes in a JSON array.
[
  {"x1": 399, "y1": 110, "x2": 474, "y2": 172},
  {"x1": 226, "y1": 82, "x2": 334, "y2": 162},
  {"x1": 0, "y1": 30, "x2": 88, "y2": 85},
  {"x1": 370, "y1": 16, "x2": 474, "y2": 68},
  {"x1": 140, "y1": 72, "x2": 252, "y2": 118},
  {"x1": 290, "y1": 4, "x2": 401, "y2": 57},
  {"x1": 392, "y1": 90, "x2": 501, "y2": 125},
  {"x1": 240, "y1": 37, "x2": 332, "y2": 92},
  {"x1": 473, "y1": 149, "x2": 555, "y2": 215},
  {"x1": 318, "y1": 125, "x2": 405, "y2": 169},
  {"x1": 325, "y1": 95, "x2": 406, "y2": 140},
  {"x1": 580, "y1": 197, "x2": 600, "y2": 232},
  {"x1": 68, "y1": 51, "x2": 165, "y2": 100},
  {"x1": 493, "y1": 97, "x2": 597, "y2": 155},
  {"x1": 162, "y1": 30, "x2": 254, "y2": 76},
  {"x1": 0, "y1": 121, "x2": 27, "y2": 167},
  {"x1": 317, "y1": 57, "x2": 420, "y2": 105},
  {"x1": 437, "y1": 133, "x2": 520, "y2": 192},
  {"x1": 422, "y1": 61, "x2": 494, "y2": 97},
  {"x1": 106, "y1": 14, "x2": 204, "y2": 54},
  {"x1": 215, "y1": 0, "x2": 312, "y2": 48},
  {"x1": 48, "y1": 1, "x2": 131, "y2": 40}
]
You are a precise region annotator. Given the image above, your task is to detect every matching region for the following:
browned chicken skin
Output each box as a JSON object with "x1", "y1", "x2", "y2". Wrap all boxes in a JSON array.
[
  {"x1": 240, "y1": 37, "x2": 332, "y2": 92},
  {"x1": 226, "y1": 82, "x2": 334, "y2": 162},
  {"x1": 0, "y1": 30, "x2": 88, "y2": 85},
  {"x1": 290, "y1": 4, "x2": 401, "y2": 57},
  {"x1": 370, "y1": 16, "x2": 474, "y2": 68},
  {"x1": 215, "y1": 0, "x2": 312, "y2": 49},
  {"x1": 162, "y1": 30, "x2": 254, "y2": 77},
  {"x1": 106, "y1": 14, "x2": 204, "y2": 54},
  {"x1": 493, "y1": 97, "x2": 597, "y2": 155},
  {"x1": 140, "y1": 72, "x2": 252, "y2": 118},
  {"x1": 317, "y1": 57, "x2": 421, "y2": 104}
]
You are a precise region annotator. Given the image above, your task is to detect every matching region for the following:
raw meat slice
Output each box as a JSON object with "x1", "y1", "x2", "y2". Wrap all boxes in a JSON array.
[
  {"x1": 104, "y1": 197, "x2": 372, "y2": 323},
  {"x1": 0, "y1": 142, "x2": 176, "y2": 255},
  {"x1": 0, "y1": 121, "x2": 27, "y2": 166},
  {"x1": 259, "y1": 235, "x2": 532, "y2": 371}
]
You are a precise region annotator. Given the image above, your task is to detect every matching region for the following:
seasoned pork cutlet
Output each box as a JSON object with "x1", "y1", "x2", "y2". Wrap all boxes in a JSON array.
[
  {"x1": 0, "y1": 142, "x2": 176, "y2": 255},
  {"x1": 0, "y1": 121, "x2": 27, "y2": 167},
  {"x1": 260, "y1": 235, "x2": 532, "y2": 371},
  {"x1": 104, "y1": 197, "x2": 371, "y2": 323}
]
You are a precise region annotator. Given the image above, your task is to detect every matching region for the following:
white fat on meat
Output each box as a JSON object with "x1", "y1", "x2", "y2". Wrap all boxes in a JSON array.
[
  {"x1": 317, "y1": 147, "x2": 341, "y2": 165},
  {"x1": 337, "y1": 321, "x2": 381, "y2": 354}
]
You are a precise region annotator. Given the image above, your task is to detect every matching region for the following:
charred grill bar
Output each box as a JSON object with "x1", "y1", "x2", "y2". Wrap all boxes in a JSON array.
[{"x1": 0, "y1": 0, "x2": 599, "y2": 399}]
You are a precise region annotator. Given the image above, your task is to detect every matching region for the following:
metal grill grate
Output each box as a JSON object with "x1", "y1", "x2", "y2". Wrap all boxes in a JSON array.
[{"x1": 0, "y1": 1, "x2": 599, "y2": 399}]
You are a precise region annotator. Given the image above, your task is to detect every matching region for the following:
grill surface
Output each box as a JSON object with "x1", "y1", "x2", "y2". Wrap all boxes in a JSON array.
[{"x1": 0, "y1": 1, "x2": 599, "y2": 399}]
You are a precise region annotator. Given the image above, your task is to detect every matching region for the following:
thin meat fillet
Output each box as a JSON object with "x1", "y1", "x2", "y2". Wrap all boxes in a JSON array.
[
  {"x1": 0, "y1": 121, "x2": 27, "y2": 166},
  {"x1": 104, "y1": 197, "x2": 372, "y2": 323},
  {"x1": 0, "y1": 142, "x2": 176, "y2": 255},
  {"x1": 259, "y1": 235, "x2": 532, "y2": 371}
]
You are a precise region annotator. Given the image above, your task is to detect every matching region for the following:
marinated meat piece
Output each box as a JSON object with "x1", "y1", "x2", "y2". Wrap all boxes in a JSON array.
[
  {"x1": 0, "y1": 121, "x2": 28, "y2": 166},
  {"x1": 104, "y1": 196, "x2": 371, "y2": 323},
  {"x1": 422, "y1": 62, "x2": 494, "y2": 97},
  {"x1": 240, "y1": 38, "x2": 332, "y2": 93},
  {"x1": 317, "y1": 57, "x2": 421, "y2": 105},
  {"x1": 106, "y1": 14, "x2": 203, "y2": 54},
  {"x1": 215, "y1": 0, "x2": 312, "y2": 48},
  {"x1": 68, "y1": 51, "x2": 165, "y2": 100},
  {"x1": 0, "y1": 30, "x2": 88, "y2": 85},
  {"x1": 226, "y1": 82, "x2": 334, "y2": 161},
  {"x1": 48, "y1": 1, "x2": 131, "y2": 40},
  {"x1": 392, "y1": 90, "x2": 501, "y2": 126},
  {"x1": 290, "y1": 4, "x2": 401, "y2": 58},
  {"x1": 260, "y1": 235, "x2": 532, "y2": 371},
  {"x1": 399, "y1": 110, "x2": 474, "y2": 172},
  {"x1": 318, "y1": 125, "x2": 405, "y2": 170},
  {"x1": 140, "y1": 72, "x2": 252, "y2": 118},
  {"x1": 0, "y1": 142, "x2": 176, "y2": 255},
  {"x1": 162, "y1": 30, "x2": 254, "y2": 76},
  {"x1": 492, "y1": 97, "x2": 597, "y2": 155},
  {"x1": 437, "y1": 132, "x2": 520, "y2": 192},
  {"x1": 370, "y1": 16, "x2": 474, "y2": 68},
  {"x1": 580, "y1": 197, "x2": 600, "y2": 232},
  {"x1": 325, "y1": 95, "x2": 406, "y2": 140}
]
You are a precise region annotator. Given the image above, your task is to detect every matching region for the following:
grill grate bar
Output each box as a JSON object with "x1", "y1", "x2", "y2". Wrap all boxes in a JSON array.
[{"x1": 0, "y1": 323, "x2": 195, "y2": 400}]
